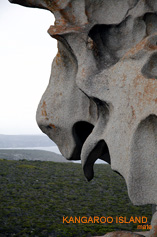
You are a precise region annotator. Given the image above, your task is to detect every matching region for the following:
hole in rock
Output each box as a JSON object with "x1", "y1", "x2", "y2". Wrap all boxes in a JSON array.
[
  {"x1": 129, "y1": 114, "x2": 157, "y2": 201},
  {"x1": 88, "y1": 24, "x2": 119, "y2": 70},
  {"x1": 98, "y1": 140, "x2": 111, "y2": 164},
  {"x1": 88, "y1": 16, "x2": 146, "y2": 70},
  {"x1": 73, "y1": 121, "x2": 94, "y2": 146},
  {"x1": 83, "y1": 140, "x2": 111, "y2": 181},
  {"x1": 86, "y1": 140, "x2": 111, "y2": 166},
  {"x1": 71, "y1": 121, "x2": 94, "y2": 160}
]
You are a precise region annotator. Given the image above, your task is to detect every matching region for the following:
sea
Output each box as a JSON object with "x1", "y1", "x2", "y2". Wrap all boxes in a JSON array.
[{"x1": 0, "y1": 146, "x2": 106, "y2": 164}]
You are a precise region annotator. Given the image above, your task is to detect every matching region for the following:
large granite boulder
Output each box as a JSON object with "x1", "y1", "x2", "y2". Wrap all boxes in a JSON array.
[{"x1": 9, "y1": 0, "x2": 157, "y2": 235}]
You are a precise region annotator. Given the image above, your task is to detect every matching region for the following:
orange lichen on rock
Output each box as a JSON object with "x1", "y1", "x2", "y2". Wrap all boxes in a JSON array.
[
  {"x1": 123, "y1": 38, "x2": 148, "y2": 59},
  {"x1": 41, "y1": 101, "x2": 48, "y2": 118},
  {"x1": 48, "y1": 123, "x2": 56, "y2": 129},
  {"x1": 133, "y1": 73, "x2": 156, "y2": 109},
  {"x1": 48, "y1": 24, "x2": 85, "y2": 37}
]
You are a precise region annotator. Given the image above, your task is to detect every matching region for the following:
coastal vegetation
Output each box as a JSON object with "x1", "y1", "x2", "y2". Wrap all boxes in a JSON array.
[{"x1": 0, "y1": 159, "x2": 151, "y2": 237}]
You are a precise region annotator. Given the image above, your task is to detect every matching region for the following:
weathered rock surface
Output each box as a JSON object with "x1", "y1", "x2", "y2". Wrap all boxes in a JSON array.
[
  {"x1": 9, "y1": 0, "x2": 157, "y2": 235},
  {"x1": 149, "y1": 210, "x2": 157, "y2": 237},
  {"x1": 98, "y1": 231, "x2": 147, "y2": 237}
]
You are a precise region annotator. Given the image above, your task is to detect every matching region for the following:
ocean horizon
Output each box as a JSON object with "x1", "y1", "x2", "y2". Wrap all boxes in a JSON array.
[{"x1": 0, "y1": 146, "x2": 106, "y2": 164}]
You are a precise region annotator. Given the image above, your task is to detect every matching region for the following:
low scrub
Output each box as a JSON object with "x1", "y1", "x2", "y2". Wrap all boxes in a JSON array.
[{"x1": 0, "y1": 160, "x2": 151, "y2": 237}]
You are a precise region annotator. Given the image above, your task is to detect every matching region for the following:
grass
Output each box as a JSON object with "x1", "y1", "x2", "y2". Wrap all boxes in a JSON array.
[{"x1": 0, "y1": 159, "x2": 152, "y2": 237}]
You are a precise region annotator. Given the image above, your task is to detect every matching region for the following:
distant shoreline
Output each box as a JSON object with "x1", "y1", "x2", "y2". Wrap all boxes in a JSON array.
[
  {"x1": 0, "y1": 148, "x2": 71, "y2": 163},
  {"x1": 0, "y1": 146, "x2": 61, "y2": 154},
  {"x1": 0, "y1": 147, "x2": 106, "y2": 164}
]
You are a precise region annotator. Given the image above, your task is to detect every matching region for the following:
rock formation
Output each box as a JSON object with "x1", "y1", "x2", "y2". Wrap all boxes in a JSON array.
[{"x1": 9, "y1": 0, "x2": 157, "y2": 236}]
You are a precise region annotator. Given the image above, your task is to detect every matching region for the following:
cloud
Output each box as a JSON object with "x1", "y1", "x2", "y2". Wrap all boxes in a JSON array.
[{"x1": 0, "y1": 1, "x2": 57, "y2": 135}]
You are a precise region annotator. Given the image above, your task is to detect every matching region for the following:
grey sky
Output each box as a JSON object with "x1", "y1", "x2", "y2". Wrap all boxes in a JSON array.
[{"x1": 0, "y1": 1, "x2": 57, "y2": 135}]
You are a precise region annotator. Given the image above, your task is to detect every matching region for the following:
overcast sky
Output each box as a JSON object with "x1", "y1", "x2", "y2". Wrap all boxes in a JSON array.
[{"x1": 0, "y1": 1, "x2": 57, "y2": 135}]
